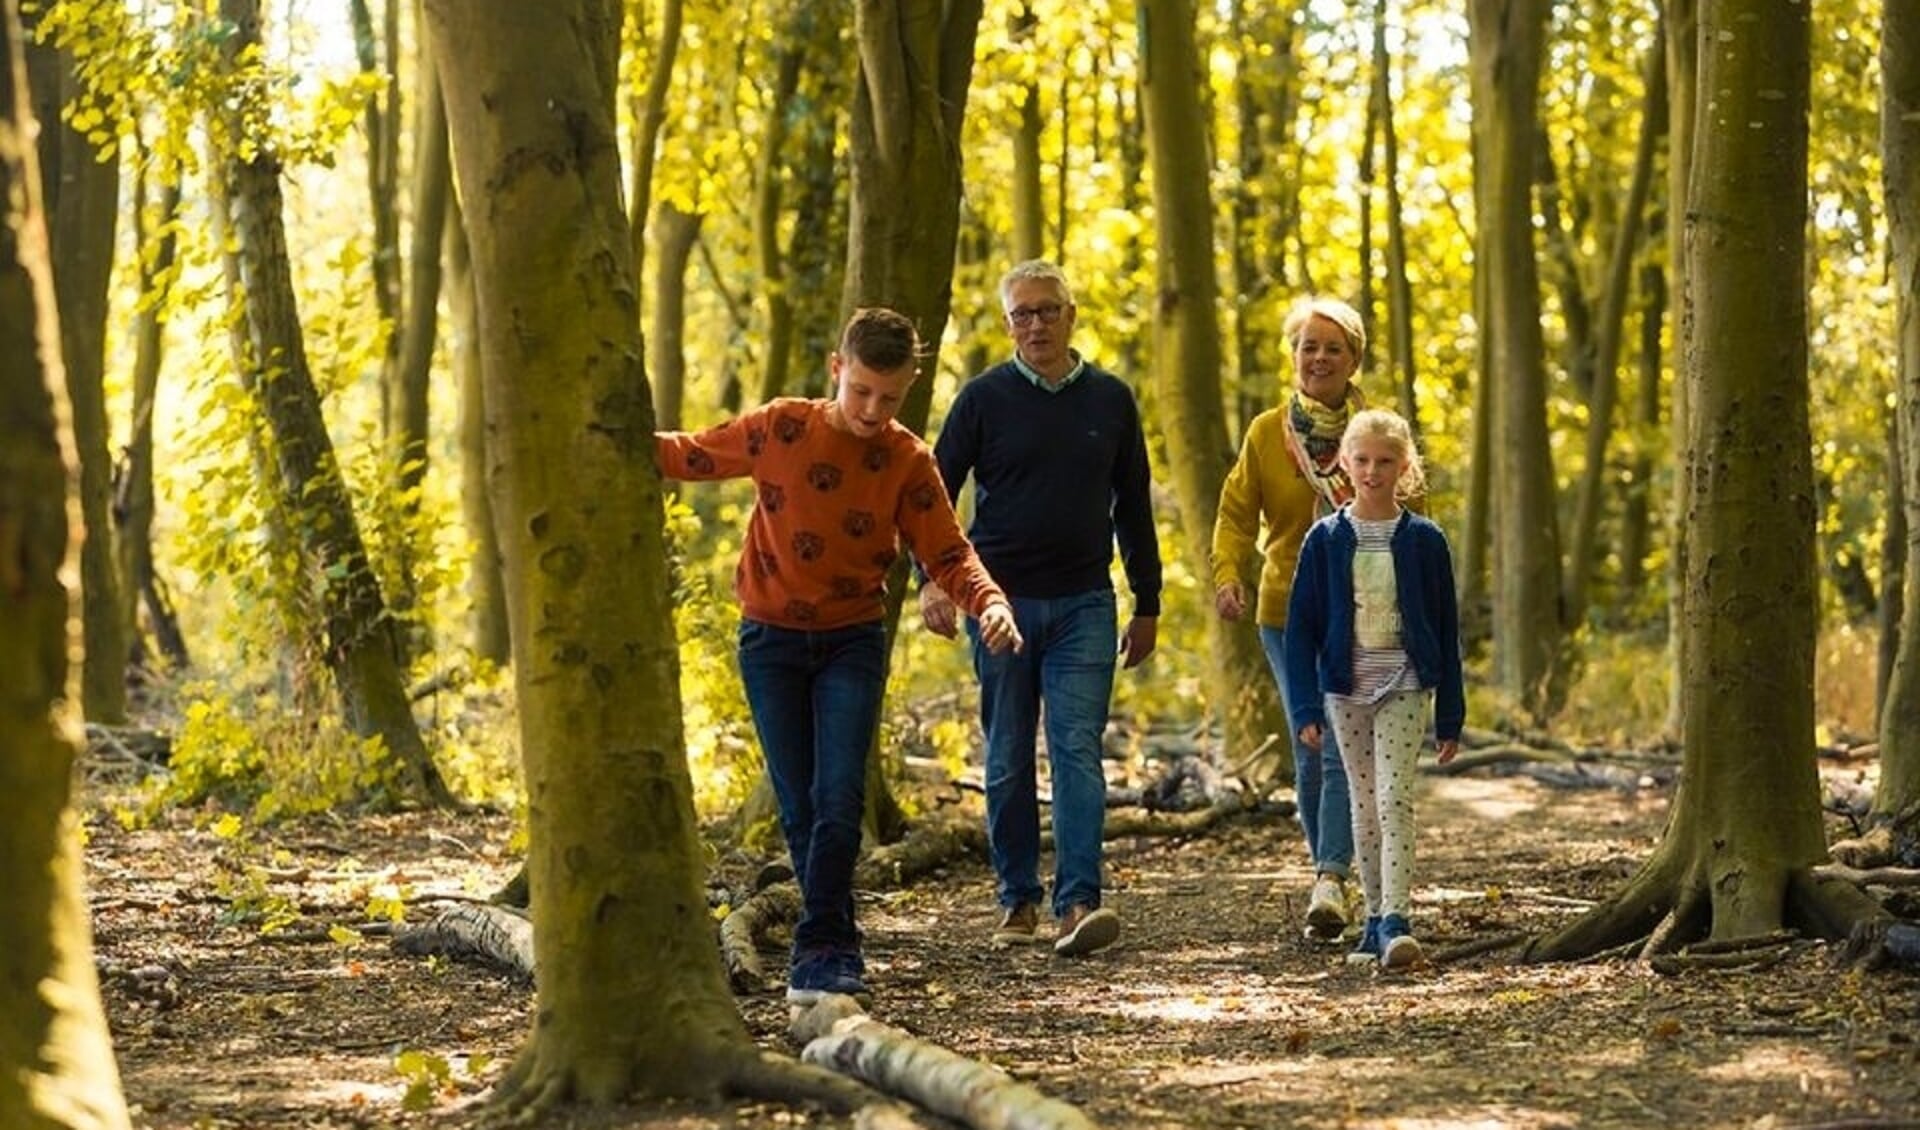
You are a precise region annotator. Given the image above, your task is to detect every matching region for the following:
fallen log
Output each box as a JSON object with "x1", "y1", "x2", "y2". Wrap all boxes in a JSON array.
[
  {"x1": 792, "y1": 994, "x2": 1098, "y2": 1130},
  {"x1": 391, "y1": 903, "x2": 534, "y2": 982},
  {"x1": 720, "y1": 884, "x2": 800, "y2": 993},
  {"x1": 1834, "y1": 920, "x2": 1920, "y2": 971}
]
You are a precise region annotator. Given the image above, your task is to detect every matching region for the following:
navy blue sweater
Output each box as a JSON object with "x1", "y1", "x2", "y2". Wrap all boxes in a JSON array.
[
  {"x1": 1282, "y1": 507, "x2": 1464, "y2": 741},
  {"x1": 930, "y1": 360, "x2": 1162, "y2": 615}
]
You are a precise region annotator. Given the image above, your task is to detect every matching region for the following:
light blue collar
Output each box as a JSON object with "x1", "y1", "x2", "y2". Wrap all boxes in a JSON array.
[{"x1": 1013, "y1": 350, "x2": 1085, "y2": 392}]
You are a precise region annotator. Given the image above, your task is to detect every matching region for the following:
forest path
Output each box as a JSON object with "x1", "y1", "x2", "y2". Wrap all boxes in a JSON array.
[{"x1": 86, "y1": 766, "x2": 1920, "y2": 1128}]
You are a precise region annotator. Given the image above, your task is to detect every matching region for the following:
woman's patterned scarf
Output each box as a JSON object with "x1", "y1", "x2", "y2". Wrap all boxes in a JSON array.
[{"x1": 1283, "y1": 384, "x2": 1365, "y2": 513}]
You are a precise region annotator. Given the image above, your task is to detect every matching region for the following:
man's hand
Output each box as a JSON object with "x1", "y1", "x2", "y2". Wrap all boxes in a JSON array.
[
  {"x1": 1118, "y1": 615, "x2": 1158, "y2": 669},
  {"x1": 976, "y1": 601, "x2": 1024, "y2": 655},
  {"x1": 919, "y1": 582, "x2": 958, "y2": 639}
]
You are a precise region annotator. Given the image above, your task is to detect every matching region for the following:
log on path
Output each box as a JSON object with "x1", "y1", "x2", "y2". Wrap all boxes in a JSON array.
[
  {"x1": 391, "y1": 903, "x2": 534, "y2": 982},
  {"x1": 720, "y1": 883, "x2": 800, "y2": 993},
  {"x1": 791, "y1": 994, "x2": 1099, "y2": 1130}
]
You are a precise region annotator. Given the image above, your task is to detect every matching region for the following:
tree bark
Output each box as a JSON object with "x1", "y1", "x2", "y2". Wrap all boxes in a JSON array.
[
  {"x1": 447, "y1": 197, "x2": 509, "y2": 666},
  {"x1": 1662, "y1": 0, "x2": 1700, "y2": 740},
  {"x1": 649, "y1": 203, "x2": 700, "y2": 432},
  {"x1": 1874, "y1": 0, "x2": 1920, "y2": 838},
  {"x1": 25, "y1": 20, "x2": 127, "y2": 724},
  {"x1": 212, "y1": 0, "x2": 450, "y2": 807},
  {"x1": 1469, "y1": 0, "x2": 1560, "y2": 719},
  {"x1": 0, "y1": 4, "x2": 132, "y2": 1118},
  {"x1": 430, "y1": 0, "x2": 834, "y2": 1111},
  {"x1": 349, "y1": 0, "x2": 402, "y2": 434},
  {"x1": 1143, "y1": 0, "x2": 1284, "y2": 762},
  {"x1": 1528, "y1": 0, "x2": 1853, "y2": 960}
]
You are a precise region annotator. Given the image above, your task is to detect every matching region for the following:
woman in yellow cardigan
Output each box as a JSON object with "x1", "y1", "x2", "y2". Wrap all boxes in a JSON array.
[{"x1": 1211, "y1": 296, "x2": 1367, "y2": 943}]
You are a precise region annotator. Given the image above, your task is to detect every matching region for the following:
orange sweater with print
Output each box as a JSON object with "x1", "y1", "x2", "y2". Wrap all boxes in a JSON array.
[{"x1": 656, "y1": 398, "x2": 1007, "y2": 630}]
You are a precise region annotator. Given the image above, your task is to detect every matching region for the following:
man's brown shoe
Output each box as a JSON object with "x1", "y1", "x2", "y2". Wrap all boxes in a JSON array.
[
  {"x1": 991, "y1": 902, "x2": 1043, "y2": 947},
  {"x1": 1053, "y1": 904, "x2": 1120, "y2": 957}
]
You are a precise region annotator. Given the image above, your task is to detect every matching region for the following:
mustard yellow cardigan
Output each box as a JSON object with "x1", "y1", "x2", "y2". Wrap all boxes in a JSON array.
[{"x1": 1209, "y1": 408, "x2": 1322, "y2": 629}]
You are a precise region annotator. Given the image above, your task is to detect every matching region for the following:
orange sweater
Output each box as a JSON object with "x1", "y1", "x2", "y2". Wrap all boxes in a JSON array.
[{"x1": 656, "y1": 398, "x2": 1007, "y2": 630}]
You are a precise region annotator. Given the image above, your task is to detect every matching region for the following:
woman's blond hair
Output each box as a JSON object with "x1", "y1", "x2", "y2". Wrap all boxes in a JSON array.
[
  {"x1": 1282, "y1": 296, "x2": 1367, "y2": 362},
  {"x1": 1340, "y1": 408, "x2": 1427, "y2": 501}
]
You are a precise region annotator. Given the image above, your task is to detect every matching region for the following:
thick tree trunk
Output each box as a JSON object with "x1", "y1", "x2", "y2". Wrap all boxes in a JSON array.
[
  {"x1": 1875, "y1": 0, "x2": 1920, "y2": 838},
  {"x1": 430, "y1": 0, "x2": 846, "y2": 1112},
  {"x1": 1469, "y1": 0, "x2": 1560, "y2": 720},
  {"x1": 0, "y1": 7, "x2": 131, "y2": 1117},
  {"x1": 214, "y1": 0, "x2": 449, "y2": 807},
  {"x1": 1528, "y1": 0, "x2": 1859, "y2": 960},
  {"x1": 25, "y1": 25, "x2": 127, "y2": 724},
  {"x1": 447, "y1": 198, "x2": 509, "y2": 666},
  {"x1": 1143, "y1": 0, "x2": 1284, "y2": 762}
]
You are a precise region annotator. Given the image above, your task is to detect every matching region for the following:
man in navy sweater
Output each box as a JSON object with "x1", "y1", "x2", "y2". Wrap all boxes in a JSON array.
[{"x1": 920, "y1": 259, "x2": 1163, "y2": 958}]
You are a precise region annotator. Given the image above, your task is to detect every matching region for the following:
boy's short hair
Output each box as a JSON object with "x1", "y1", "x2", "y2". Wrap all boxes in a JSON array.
[{"x1": 840, "y1": 307, "x2": 923, "y2": 372}]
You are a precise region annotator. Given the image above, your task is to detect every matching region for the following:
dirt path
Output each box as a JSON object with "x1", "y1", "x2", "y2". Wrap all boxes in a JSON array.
[{"x1": 86, "y1": 770, "x2": 1920, "y2": 1128}]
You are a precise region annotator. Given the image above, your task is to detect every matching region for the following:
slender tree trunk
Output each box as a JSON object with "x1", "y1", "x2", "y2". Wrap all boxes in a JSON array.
[
  {"x1": 649, "y1": 203, "x2": 700, "y2": 432},
  {"x1": 0, "y1": 5, "x2": 131, "y2": 1117},
  {"x1": 1616, "y1": 228, "x2": 1665, "y2": 600},
  {"x1": 1375, "y1": 0, "x2": 1418, "y2": 433},
  {"x1": 1469, "y1": 0, "x2": 1560, "y2": 718},
  {"x1": 25, "y1": 24, "x2": 126, "y2": 723},
  {"x1": 213, "y1": 0, "x2": 450, "y2": 807},
  {"x1": 118, "y1": 157, "x2": 190, "y2": 672},
  {"x1": 427, "y1": 0, "x2": 853, "y2": 1110},
  {"x1": 1663, "y1": 0, "x2": 1700, "y2": 741},
  {"x1": 752, "y1": 4, "x2": 809, "y2": 406},
  {"x1": 1228, "y1": 0, "x2": 1300, "y2": 435},
  {"x1": 349, "y1": 0, "x2": 402, "y2": 430},
  {"x1": 1563, "y1": 36, "x2": 1664, "y2": 629},
  {"x1": 447, "y1": 197, "x2": 509, "y2": 666},
  {"x1": 1143, "y1": 0, "x2": 1282, "y2": 758},
  {"x1": 1009, "y1": 5, "x2": 1044, "y2": 260},
  {"x1": 1875, "y1": 0, "x2": 1920, "y2": 831}
]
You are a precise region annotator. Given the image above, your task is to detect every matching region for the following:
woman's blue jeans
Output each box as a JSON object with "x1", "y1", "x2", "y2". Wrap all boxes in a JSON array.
[
  {"x1": 968, "y1": 590, "x2": 1117, "y2": 917},
  {"x1": 737, "y1": 618, "x2": 887, "y2": 958},
  {"x1": 1260, "y1": 624, "x2": 1353, "y2": 879}
]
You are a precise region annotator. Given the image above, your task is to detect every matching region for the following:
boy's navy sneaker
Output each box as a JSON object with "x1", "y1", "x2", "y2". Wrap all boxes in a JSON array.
[
  {"x1": 1379, "y1": 913, "x2": 1424, "y2": 969},
  {"x1": 1345, "y1": 915, "x2": 1382, "y2": 966},
  {"x1": 785, "y1": 947, "x2": 870, "y2": 1005}
]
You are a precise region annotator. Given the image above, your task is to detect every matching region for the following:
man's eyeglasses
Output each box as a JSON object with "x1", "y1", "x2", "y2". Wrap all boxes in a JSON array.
[{"x1": 1006, "y1": 303, "x2": 1066, "y2": 327}]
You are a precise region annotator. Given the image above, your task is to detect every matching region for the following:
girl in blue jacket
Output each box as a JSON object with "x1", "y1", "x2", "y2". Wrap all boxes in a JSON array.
[{"x1": 1283, "y1": 409, "x2": 1463, "y2": 970}]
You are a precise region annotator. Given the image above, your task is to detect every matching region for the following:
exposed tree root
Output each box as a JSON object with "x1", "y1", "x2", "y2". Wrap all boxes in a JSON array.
[
  {"x1": 1649, "y1": 942, "x2": 1797, "y2": 975},
  {"x1": 1829, "y1": 816, "x2": 1920, "y2": 870},
  {"x1": 1815, "y1": 862, "x2": 1920, "y2": 888},
  {"x1": 1430, "y1": 930, "x2": 1529, "y2": 965},
  {"x1": 1833, "y1": 920, "x2": 1920, "y2": 971},
  {"x1": 790, "y1": 994, "x2": 1098, "y2": 1130}
]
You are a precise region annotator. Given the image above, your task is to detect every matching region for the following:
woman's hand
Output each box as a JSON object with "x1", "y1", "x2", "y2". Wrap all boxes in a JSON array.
[{"x1": 1214, "y1": 582, "x2": 1246, "y2": 621}]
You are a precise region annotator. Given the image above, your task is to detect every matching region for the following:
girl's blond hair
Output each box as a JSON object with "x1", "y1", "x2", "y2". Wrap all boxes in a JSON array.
[{"x1": 1341, "y1": 408, "x2": 1427, "y2": 501}]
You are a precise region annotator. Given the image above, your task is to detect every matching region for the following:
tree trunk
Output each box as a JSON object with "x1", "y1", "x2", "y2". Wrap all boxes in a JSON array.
[
  {"x1": 349, "y1": 0, "x2": 402, "y2": 434},
  {"x1": 1527, "y1": 0, "x2": 1866, "y2": 960},
  {"x1": 1227, "y1": 0, "x2": 1300, "y2": 435},
  {"x1": 1562, "y1": 35, "x2": 1664, "y2": 630},
  {"x1": 428, "y1": 0, "x2": 842, "y2": 1111},
  {"x1": 1875, "y1": 0, "x2": 1920, "y2": 835},
  {"x1": 0, "y1": 5, "x2": 131, "y2": 1116},
  {"x1": 447, "y1": 196, "x2": 509, "y2": 666},
  {"x1": 1009, "y1": 5, "x2": 1044, "y2": 260},
  {"x1": 25, "y1": 23, "x2": 127, "y2": 724},
  {"x1": 1468, "y1": 0, "x2": 1560, "y2": 719},
  {"x1": 1616, "y1": 236, "x2": 1664, "y2": 599},
  {"x1": 1374, "y1": 0, "x2": 1418, "y2": 434},
  {"x1": 1662, "y1": 0, "x2": 1699, "y2": 741},
  {"x1": 213, "y1": 0, "x2": 450, "y2": 807},
  {"x1": 1142, "y1": 0, "x2": 1283, "y2": 760},
  {"x1": 624, "y1": 0, "x2": 683, "y2": 296},
  {"x1": 750, "y1": 2, "x2": 814, "y2": 406},
  {"x1": 844, "y1": 0, "x2": 983, "y2": 838},
  {"x1": 649, "y1": 202, "x2": 700, "y2": 431},
  {"x1": 118, "y1": 159, "x2": 190, "y2": 672}
]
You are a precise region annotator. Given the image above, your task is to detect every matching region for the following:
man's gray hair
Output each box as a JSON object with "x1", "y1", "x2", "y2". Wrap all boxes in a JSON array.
[{"x1": 999, "y1": 259, "x2": 1075, "y2": 311}]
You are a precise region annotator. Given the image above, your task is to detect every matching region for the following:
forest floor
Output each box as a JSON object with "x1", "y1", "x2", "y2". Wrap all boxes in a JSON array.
[{"x1": 83, "y1": 747, "x2": 1920, "y2": 1130}]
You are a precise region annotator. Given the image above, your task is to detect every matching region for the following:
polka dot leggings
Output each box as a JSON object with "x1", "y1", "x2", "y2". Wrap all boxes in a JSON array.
[{"x1": 1327, "y1": 689, "x2": 1430, "y2": 921}]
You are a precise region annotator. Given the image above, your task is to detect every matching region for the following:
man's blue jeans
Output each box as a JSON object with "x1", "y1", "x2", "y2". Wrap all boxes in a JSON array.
[
  {"x1": 969, "y1": 590, "x2": 1116, "y2": 918},
  {"x1": 738, "y1": 618, "x2": 886, "y2": 958},
  {"x1": 1260, "y1": 624, "x2": 1353, "y2": 879}
]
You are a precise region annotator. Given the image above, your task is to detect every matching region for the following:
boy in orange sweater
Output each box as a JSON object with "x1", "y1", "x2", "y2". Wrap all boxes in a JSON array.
[{"x1": 656, "y1": 307, "x2": 1022, "y2": 1003}]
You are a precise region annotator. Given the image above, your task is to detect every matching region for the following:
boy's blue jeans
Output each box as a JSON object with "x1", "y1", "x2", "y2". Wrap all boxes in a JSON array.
[
  {"x1": 969, "y1": 589, "x2": 1117, "y2": 918},
  {"x1": 1260, "y1": 624, "x2": 1353, "y2": 879},
  {"x1": 737, "y1": 618, "x2": 886, "y2": 958}
]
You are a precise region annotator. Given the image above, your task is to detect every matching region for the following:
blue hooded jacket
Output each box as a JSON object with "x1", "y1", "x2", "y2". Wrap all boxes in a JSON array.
[{"x1": 1282, "y1": 506, "x2": 1465, "y2": 742}]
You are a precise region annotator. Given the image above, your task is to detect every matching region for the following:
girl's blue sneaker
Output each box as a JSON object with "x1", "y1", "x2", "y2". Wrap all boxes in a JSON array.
[
  {"x1": 1379, "y1": 913, "x2": 1424, "y2": 969},
  {"x1": 1345, "y1": 915, "x2": 1382, "y2": 966}
]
